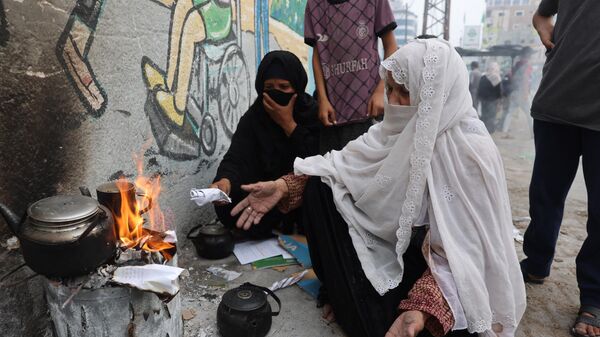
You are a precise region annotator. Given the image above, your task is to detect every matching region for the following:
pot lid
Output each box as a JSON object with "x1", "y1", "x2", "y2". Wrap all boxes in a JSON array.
[
  {"x1": 28, "y1": 195, "x2": 99, "y2": 224},
  {"x1": 221, "y1": 286, "x2": 267, "y2": 312},
  {"x1": 198, "y1": 223, "x2": 229, "y2": 236}
]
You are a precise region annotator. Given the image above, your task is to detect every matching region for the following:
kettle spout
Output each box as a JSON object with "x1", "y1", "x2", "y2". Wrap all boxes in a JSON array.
[{"x1": 0, "y1": 203, "x2": 22, "y2": 235}]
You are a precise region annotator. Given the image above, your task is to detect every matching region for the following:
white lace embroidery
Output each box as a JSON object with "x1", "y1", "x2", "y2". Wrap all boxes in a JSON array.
[
  {"x1": 365, "y1": 232, "x2": 376, "y2": 247},
  {"x1": 442, "y1": 185, "x2": 455, "y2": 201},
  {"x1": 374, "y1": 174, "x2": 392, "y2": 187},
  {"x1": 492, "y1": 312, "x2": 517, "y2": 329},
  {"x1": 466, "y1": 121, "x2": 485, "y2": 135},
  {"x1": 391, "y1": 41, "x2": 447, "y2": 297},
  {"x1": 380, "y1": 58, "x2": 408, "y2": 87},
  {"x1": 467, "y1": 312, "x2": 518, "y2": 334},
  {"x1": 468, "y1": 318, "x2": 490, "y2": 333}
]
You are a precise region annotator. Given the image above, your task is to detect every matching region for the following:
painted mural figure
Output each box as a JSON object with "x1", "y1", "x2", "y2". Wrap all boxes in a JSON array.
[
  {"x1": 142, "y1": 0, "x2": 250, "y2": 160},
  {"x1": 143, "y1": 0, "x2": 233, "y2": 127},
  {"x1": 254, "y1": 0, "x2": 269, "y2": 70},
  {"x1": 56, "y1": 0, "x2": 107, "y2": 116}
]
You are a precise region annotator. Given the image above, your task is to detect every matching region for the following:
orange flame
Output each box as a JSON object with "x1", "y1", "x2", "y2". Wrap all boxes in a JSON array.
[{"x1": 113, "y1": 149, "x2": 175, "y2": 260}]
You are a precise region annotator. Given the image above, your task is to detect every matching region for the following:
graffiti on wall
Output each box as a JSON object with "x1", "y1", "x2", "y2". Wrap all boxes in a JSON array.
[
  {"x1": 56, "y1": 0, "x2": 108, "y2": 117},
  {"x1": 0, "y1": 0, "x2": 8, "y2": 47},
  {"x1": 53, "y1": 0, "x2": 310, "y2": 161},
  {"x1": 270, "y1": 0, "x2": 305, "y2": 36},
  {"x1": 143, "y1": 0, "x2": 252, "y2": 160}
]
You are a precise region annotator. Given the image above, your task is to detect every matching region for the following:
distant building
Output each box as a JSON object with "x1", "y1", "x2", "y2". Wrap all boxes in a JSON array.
[
  {"x1": 389, "y1": 0, "x2": 418, "y2": 46},
  {"x1": 483, "y1": 0, "x2": 541, "y2": 48}
]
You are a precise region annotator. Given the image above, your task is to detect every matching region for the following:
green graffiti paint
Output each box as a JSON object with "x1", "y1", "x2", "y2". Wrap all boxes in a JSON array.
[{"x1": 270, "y1": 0, "x2": 307, "y2": 35}]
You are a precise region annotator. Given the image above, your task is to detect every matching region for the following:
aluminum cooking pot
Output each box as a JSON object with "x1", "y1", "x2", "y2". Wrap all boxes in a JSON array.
[{"x1": 0, "y1": 194, "x2": 116, "y2": 278}]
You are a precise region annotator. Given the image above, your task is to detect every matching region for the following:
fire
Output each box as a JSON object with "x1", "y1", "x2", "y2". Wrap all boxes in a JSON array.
[{"x1": 113, "y1": 151, "x2": 175, "y2": 260}]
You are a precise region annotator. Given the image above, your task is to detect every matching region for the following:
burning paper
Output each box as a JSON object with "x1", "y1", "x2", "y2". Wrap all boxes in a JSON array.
[
  {"x1": 112, "y1": 264, "x2": 188, "y2": 296},
  {"x1": 190, "y1": 188, "x2": 231, "y2": 207}
]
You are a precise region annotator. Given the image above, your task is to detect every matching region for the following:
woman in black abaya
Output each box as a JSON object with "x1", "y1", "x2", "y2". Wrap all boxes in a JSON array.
[{"x1": 210, "y1": 51, "x2": 320, "y2": 238}]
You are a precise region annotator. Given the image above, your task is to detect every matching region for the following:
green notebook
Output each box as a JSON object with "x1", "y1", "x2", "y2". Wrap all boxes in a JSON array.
[{"x1": 251, "y1": 255, "x2": 298, "y2": 270}]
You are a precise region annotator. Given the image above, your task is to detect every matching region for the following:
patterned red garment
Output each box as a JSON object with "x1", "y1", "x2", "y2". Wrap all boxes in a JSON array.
[
  {"x1": 398, "y1": 268, "x2": 455, "y2": 337},
  {"x1": 278, "y1": 174, "x2": 309, "y2": 213}
]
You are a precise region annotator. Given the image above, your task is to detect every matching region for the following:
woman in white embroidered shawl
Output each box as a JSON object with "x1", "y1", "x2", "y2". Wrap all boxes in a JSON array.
[{"x1": 231, "y1": 38, "x2": 526, "y2": 337}]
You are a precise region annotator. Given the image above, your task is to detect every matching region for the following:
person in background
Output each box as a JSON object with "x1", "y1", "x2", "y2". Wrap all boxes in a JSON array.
[
  {"x1": 469, "y1": 61, "x2": 482, "y2": 113},
  {"x1": 304, "y1": 0, "x2": 398, "y2": 154},
  {"x1": 510, "y1": 51, "x2": 534, "y2": 137},
  {"x1": 477, "y1": 62, "x2": 502, "y2": 134},
  {"x1": 521, "y1": 0, "x2": 600, "y2": 336},
  {"x1": 497, "y1": 69, "x2": 514, "y2": 134},
  {"x1": 210, "y1": 51, "x2": 319, "y2": 238}
]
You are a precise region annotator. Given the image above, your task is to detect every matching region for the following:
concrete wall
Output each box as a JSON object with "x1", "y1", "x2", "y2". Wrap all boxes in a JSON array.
[{"x1": 0, "y1": 0, "x2": 309, "y2": 335}]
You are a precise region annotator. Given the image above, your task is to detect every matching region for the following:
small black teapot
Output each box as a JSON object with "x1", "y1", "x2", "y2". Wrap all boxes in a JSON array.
[
  {"x1": 187, "y1": 221, "x2": 233, "y2": 259},
  {"x1": 217, "y1": 283, "x2": 281, "y2": 337}
]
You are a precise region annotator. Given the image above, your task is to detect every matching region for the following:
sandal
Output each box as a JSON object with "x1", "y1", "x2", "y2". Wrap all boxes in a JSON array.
[{"x1": 571, "y1": 305, "x2": 600, "y2": 337}]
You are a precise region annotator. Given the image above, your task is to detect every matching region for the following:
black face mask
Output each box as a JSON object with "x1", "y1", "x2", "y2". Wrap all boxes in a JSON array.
[{"x1": 264, "y1": 89, "x2": 294, "y2": 106}]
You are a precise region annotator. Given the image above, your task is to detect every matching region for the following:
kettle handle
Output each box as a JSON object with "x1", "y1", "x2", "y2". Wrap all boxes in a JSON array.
[
  {"x1": 186, "y1": 219, "x2": 220, "y2": 239},
  {"x1": 186, "y1": 224, "x2": 202, "y2": 239},
  {"x1": 240, "y1": 282, "x2": 281, "y2": 317},
  {"x1": 79, "y1": 186, "x2": 92, "y2": 197}
]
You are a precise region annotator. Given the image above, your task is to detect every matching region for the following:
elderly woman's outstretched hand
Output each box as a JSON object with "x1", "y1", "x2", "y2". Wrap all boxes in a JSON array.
[
  {"x1": 385, "y1": 311, "x2": 428, "y2": 337},
  {"x1": 231, "y1": 179, "x2": 289, "y2": 230}
]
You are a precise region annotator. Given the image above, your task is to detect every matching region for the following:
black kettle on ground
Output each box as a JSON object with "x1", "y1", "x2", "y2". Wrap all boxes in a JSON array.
[
  {"x1": 0, "y1": 193, "x2": 116, "y2": 278},
  {"x1": 217, "y1": 283, "x2": 281, "y2": 337},
  {"x1": 187, "y1": 220, "x2": 234, "y2": 259}
]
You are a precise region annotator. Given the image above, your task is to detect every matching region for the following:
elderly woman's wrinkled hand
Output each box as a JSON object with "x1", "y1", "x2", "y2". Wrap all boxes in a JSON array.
[
  {"x1": 231, "y1": 179, "x2": 288, "y2": 230},
  {"x1": 385, "y1": 311, "x2": 428, "y2": 337}
]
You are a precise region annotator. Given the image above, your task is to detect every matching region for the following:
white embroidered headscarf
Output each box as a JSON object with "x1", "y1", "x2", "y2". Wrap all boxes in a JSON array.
[{"x1": 294, "y1": 39, "x2": 526, "y2": 335}]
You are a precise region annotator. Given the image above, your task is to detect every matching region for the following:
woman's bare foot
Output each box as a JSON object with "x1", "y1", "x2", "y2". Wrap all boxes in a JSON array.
[
  {"x1": 322, "y1": 303, "x2": 335, "y2": 322},
  {"x1": 573, "y1": 312, "x2": 600, "y2": 337}
]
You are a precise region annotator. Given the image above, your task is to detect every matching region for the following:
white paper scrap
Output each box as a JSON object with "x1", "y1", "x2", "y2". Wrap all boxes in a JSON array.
[
  {"x1": 112, "y1": 264, "x2": 189, "y2": 296},
  {"x1": 233, "y1": 238, "x2": 293, "y2": 265},
  {"x1": 269, "y1": 270, "x2": 309, "y2": 291},
  {"x1": 190, "y1": 188, "x2": 231, "y2": 207},
  {"x1": 513, "y1": 227, "x2": 524, "y2": 243},
  {"x1": 206, "y1": 266, "x2": 242, "y2": 281}
]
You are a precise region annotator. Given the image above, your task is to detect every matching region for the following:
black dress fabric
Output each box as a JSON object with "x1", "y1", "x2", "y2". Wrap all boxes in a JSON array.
[
  {"x1": 301, "y1": 177, "x2": 476, "y2": 337},
  {"x1": 213, "y1": 51, "x2": 320, "y2": 238},
  {"x1": 477, "y1": 76, "x2": 501, "y2": 102}
]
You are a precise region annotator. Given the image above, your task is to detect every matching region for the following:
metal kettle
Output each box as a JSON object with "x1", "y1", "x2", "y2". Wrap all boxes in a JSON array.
[
  {"x1": 187, "y1": 221, "x2": 234, "y2": 259},
  {"x1": 217, "y1": 283, "x2": 281, "y2": 337},
  {"x1": 0, "y1": 194, "x2": 116, "y2": 278}
]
